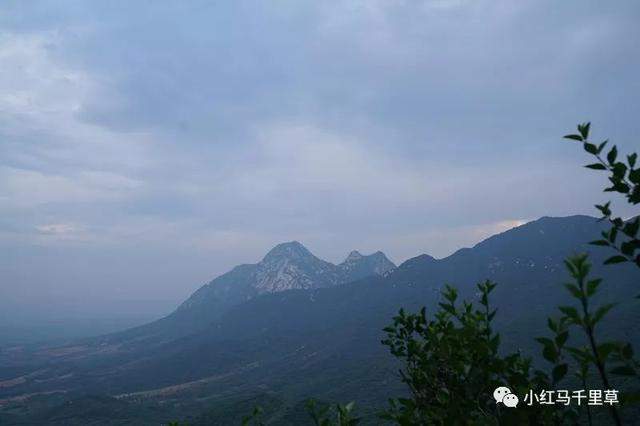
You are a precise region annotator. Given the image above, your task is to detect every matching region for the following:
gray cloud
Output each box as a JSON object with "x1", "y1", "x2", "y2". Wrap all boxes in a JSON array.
[{"x1": 1, "y1": 0, "x2": 639, "y2": 323}]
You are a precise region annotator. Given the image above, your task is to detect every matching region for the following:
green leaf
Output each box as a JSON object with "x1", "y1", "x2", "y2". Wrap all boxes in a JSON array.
[
  {"x1": 566, "y1": 346, "x2": 591, "y2": 362},
  {"x1": 592, "y1": 303, "x2": 616, "y2": 325},
  {"x1": 613, "y1": 162, "x2": 627, "y2": 180},
  {"x1": 535, "y1": 337, "x2": 554, "y2": 347},
  {"x1": 623, "y1": 219, "x2": 640, "y2": 238},
  {"x1": 552, "y1": 363, "x2": 568, "y2": 383},
  {"x1": 578, "y1": 122, "x2": 591, "y2": 139},
  {"x1": 595, "y1": 202, "x2": 612, "y2": 216},
  {"x1": 542, "y1": 344, "x2": 558, "y2": 363},
  {"x1": 559, "y1": 306, "x2": 581, "y2": 324},
  {"x1": 443, "y1": 286, "x2": 458, "y2": 302},
  {"x1": 564, "y1": 283, "x2": 582, "y2": 299},
  {"x1": 555, "y1": 331, "x2": 569, "y2": 348},
  {"x1": 584, "y1": 143, "x2": 598, "y2": 154},
  {"x1": 607, "y1": 146, "x2": 618, "y2": 164},
  {"x1": 586, "y1": 279, "x2": 601, "y2": 297},
  {"x1": 597, "y1": 140, "x2": 609, "y2": 154},
  {"x1": 488, "y1": 308, "x2": 497, "y2": 322},
  {"x1": 585, "y1": 163, "x2": 607, "y2": 170},
  {"x1": 564, "y1": 134, "x2": 583, "y2": 141},
  {"x1": 438, "y1": 303, "x2": 456, "y2": 316},
  {"x1": 604, "y1": 255, "x2": 627, "y2": 265},
  {"x1": 621, "y1": 241, "x2": 637, "y2": 256},
  {"x1": 589, "y1": 239, "x2": 609, "y2": 246}
]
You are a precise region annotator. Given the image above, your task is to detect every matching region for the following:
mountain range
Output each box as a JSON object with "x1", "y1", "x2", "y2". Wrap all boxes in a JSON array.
[
  {"x1": 1, "y1": 215, "x2": 639, "y2": 425},
  {"x1": 104, "y1": 243, "x2": 395, "y2": 348},
  {"x1": 177, "y1": 242, "x2": 394, "y2": 316}
]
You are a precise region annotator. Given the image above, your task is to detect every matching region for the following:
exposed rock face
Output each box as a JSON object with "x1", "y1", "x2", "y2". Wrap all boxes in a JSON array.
[
  {"x1": 254, "y1": 242, "x2": 338, "y2": 293},
  {"x1": 172, "y1": 241, "x2": 395, "y2": 327}
]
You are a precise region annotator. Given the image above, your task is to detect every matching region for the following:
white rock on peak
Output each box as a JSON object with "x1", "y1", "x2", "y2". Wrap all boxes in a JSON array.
[{"x1": 250, "y1": 242, "x2": 394, "y2": 294}]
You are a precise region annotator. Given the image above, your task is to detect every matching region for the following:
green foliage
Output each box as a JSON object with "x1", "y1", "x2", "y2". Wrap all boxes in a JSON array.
[
  {"x1": 306, "y1": 399, "x2": 360, "y2": 426},
  {"x1": 536, "y1": 122, "x2": 640, "y2": 425},
  {"x1": 564, "y1": 123, "x2": 640, "y2": 268},
  {"x1": 540, "y1": 254, "x2": 625, "y2": 425},
  {"x1": 379, "y1": 281, "x2": 564, "y2": 425},
  {"x1": 535, "y1": 316, "x2": 570, "y2": 386},
  {"x1": 241, "y1": 405, "x2": 265, "y2": 426},
  {"x1": 573, "y1": 121, "x2": 640, "y2": 404}
]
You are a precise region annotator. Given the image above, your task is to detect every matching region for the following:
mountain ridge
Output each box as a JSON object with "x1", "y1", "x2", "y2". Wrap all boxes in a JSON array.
[
  {"x1": 2, "y1": 215, "x2": 640, "y2": 425},
  {"x1": 104, "y1": 241, "x2": 395, "y2": 346},
  {"x1": 181, "y1": 241, "x2": 395, "y2": 302}
]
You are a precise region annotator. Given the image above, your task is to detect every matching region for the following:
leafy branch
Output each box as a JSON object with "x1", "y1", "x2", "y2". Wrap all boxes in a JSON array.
[
  {"x1": 306, "y1": 399, "x2": 360, "y2": 426},
  {"x1": 564, "y1": 123, "x2": 640, "y2": 267},
  {"x1": 559, "y1": 254, "x2": 621, "y2": 425}
]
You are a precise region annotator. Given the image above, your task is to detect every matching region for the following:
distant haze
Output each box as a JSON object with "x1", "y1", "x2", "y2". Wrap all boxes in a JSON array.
[{"x1": 1, "y1": 1, "x2": 639, "y2": 335}]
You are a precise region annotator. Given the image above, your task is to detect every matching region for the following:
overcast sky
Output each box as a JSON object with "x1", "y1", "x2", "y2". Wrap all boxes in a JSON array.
[{"x1": 1, "y1": 0, "x2": 639, "y2": 325}]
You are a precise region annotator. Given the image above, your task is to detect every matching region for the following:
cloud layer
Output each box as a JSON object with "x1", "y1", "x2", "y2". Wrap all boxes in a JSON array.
[{"x1": 1, "y1": 0, "x2": 639, "y2": 321}]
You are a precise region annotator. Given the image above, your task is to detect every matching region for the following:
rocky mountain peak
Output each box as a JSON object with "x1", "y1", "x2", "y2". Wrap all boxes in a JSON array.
[
  {"x1": 338, "y1": 250, "x2": 396, "y2": 278},
  {"x1": 177, "y1": 242, "x2": 397, "y2": 319},
  {"x1": 262, "y1": 241, "x2": 313, "y2": 263},
  {"x1": 344, "y1": 250, "x2": 364, "y2": 262},
  {"x1": 256, "y1": 241, "x2": 334, "y2": 293}
]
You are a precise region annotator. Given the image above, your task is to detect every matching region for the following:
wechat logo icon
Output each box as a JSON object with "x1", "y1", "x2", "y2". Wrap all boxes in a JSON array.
[{"x1": 494, "y1": 386, "x2": 519, "y2": 408}]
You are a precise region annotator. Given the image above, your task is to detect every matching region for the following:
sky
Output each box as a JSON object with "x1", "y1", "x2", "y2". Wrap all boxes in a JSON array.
[{"x1": 1, "y1": 0, "x2": 639, "y2": 330}]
